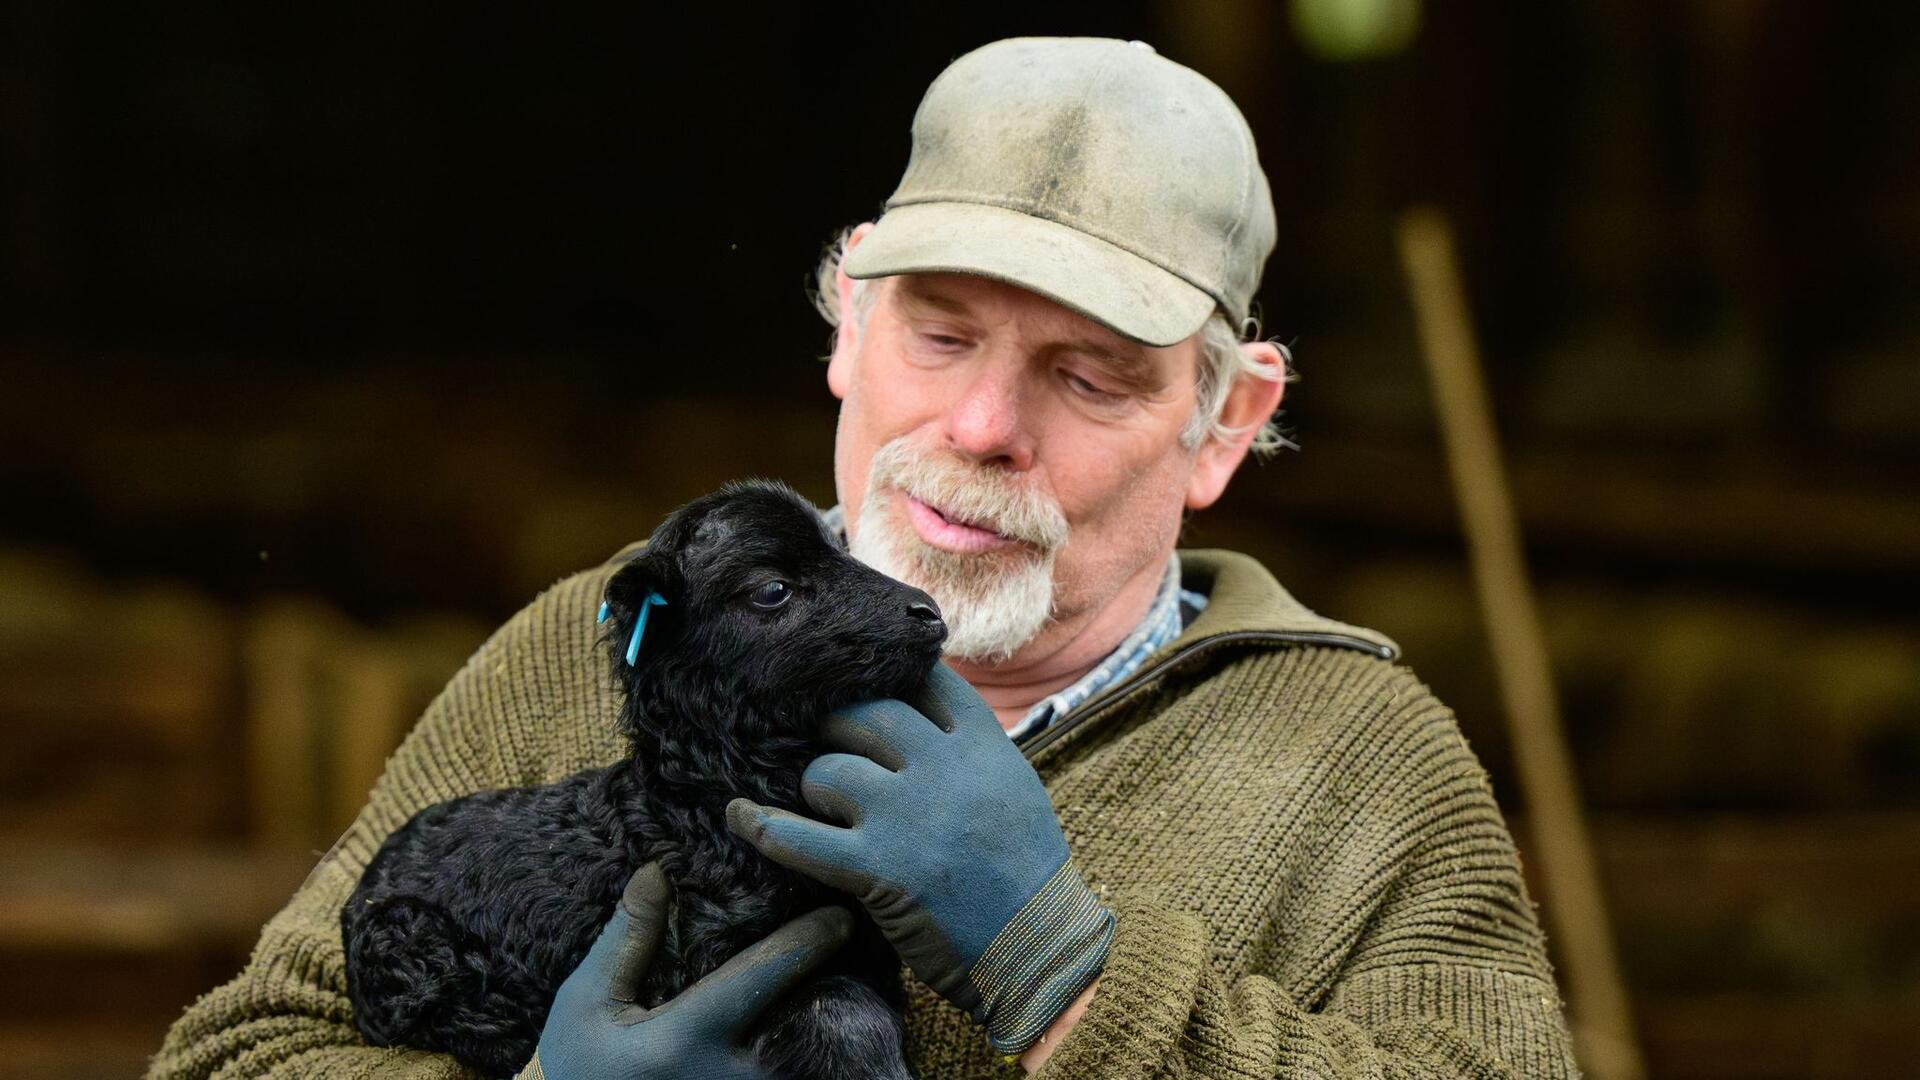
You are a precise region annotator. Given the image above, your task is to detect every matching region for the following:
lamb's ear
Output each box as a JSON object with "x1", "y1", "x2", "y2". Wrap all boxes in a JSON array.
[{"x1": 601, "y1": 550, "x2": 680, "y2": 668}]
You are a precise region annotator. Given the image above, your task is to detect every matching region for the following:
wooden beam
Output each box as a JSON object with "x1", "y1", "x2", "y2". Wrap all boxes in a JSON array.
[{"x1": 1398, "y1": 208, "x2": 1647, "y2": 1080}]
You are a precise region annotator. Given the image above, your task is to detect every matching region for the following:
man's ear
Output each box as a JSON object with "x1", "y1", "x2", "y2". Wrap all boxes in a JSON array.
[
  {"x1": 1185, "y1": 340, "x2": 1288, "y2": 511},
  {"x1": 602, "y1": 550, "x2": 680, "y2": 667},
  {"x1": 826, "y1": 222, "x2": 877, "y2": 401}
]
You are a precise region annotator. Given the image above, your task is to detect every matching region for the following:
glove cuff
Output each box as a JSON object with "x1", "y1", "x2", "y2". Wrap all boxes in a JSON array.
[{"x1": 969, "y1": 858, "x2": 1116, "y2": 1055}]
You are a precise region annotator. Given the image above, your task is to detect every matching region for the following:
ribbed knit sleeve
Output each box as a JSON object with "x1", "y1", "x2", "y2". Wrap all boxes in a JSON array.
[
  {"x1": 1034, "y1": 894, "x2": 1575, "y2": 1080},
  {"x1": 1031, "y1": 671, "x2": 1581, "y2": 1080},
  {"x1": 147, "y1": 566, "x2": 623, "y2": 1080}
]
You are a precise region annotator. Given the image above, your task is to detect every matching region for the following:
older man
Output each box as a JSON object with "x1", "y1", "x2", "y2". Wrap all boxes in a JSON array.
[{"x1": 152, "y1": 38, "x2": 1579, "y2": 1080}]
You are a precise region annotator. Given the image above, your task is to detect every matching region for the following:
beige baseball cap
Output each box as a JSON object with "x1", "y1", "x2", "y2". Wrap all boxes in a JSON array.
[{"x1": 842, "y1": 37, "x2": 1277, "y2": 348}]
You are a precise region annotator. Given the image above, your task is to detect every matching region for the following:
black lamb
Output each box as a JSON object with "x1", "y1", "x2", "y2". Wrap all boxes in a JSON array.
[{"x1": 341, "y1": 480, "x2": 945, "y2": 1078}]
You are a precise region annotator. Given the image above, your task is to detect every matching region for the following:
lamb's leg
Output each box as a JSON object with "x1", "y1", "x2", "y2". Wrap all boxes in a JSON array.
[
  {"x1": 344, "y1": 895, "x2": 543, "y2": 1078},
  {"x1": 747, "y1": 974, "x2": 917, "y2": 1080}
]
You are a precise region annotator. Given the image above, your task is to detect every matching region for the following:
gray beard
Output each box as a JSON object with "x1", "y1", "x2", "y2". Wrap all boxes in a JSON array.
[{"x1": 848, "y1": 494, "x2": 1058, "y2": 665}]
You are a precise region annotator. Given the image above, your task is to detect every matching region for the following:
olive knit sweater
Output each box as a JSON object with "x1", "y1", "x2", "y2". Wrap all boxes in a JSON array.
[{"x1": 149, "y1": 549, "x2": 1580, "y2": 1079}]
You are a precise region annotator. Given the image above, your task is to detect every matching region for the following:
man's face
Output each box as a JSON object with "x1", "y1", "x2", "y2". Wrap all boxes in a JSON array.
[{"x1": 829, "y1": 270, "x2": 1205, "y2": 665}]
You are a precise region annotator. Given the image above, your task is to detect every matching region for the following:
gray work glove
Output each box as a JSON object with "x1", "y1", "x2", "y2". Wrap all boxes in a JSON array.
[
  {"x1": 527, "y1": 863, "x2": 852, "y2": 1080},
  {"x1": 727, "y1": 663, "x2": 1113, "y2": 1055}
]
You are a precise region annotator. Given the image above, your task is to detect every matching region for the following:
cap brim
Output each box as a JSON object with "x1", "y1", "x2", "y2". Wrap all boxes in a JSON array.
[{"x1": 840, "y1": 202, "x2": 1217, "y2": 347}]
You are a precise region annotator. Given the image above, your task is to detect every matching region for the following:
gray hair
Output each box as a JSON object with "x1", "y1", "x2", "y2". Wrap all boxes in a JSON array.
[{"x1": 811, "y1": 228, "x2": 1292, "y2": 457}]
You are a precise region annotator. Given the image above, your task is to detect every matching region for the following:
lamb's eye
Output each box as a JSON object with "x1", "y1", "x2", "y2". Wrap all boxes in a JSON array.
[{"x1": 748, "y1": 580, "x2": 792, "y2": 610}]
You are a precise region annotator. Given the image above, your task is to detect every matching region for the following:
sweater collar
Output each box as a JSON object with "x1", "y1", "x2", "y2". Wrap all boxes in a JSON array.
[
  {"x1": 1166, "y1": 548, "x2": 1399, "y2": 660},
  {"x1": 1012, "y1": 552, "x2": 1399, "y2": 764}
]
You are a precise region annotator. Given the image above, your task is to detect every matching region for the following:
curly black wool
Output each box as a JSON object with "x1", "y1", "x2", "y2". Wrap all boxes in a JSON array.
[{"x1": 342, "y1": 480, "x2": 945, "y2": 1079}]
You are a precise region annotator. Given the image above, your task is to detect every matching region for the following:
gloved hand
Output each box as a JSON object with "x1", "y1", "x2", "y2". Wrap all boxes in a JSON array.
[
  {"x1": 726, "y1": 663, "x2": 1113, "y2": 1056},
  {"x1": 527, "y1": 862, "x2": 852, "y2": 1080}
]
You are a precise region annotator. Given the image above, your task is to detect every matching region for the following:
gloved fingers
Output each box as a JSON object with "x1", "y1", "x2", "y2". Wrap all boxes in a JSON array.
[
  {"x1": 823, "y1": 697, "x2": 941, "y2": 764},
  {"x1": 725, "y1": 798, "x2": 870, "y2": 894},
  {"x1": 607, "y1": 862, "x2": 671, "y2": 1009},
  {"x1": 668, "y1": 905, "x2": 854, "y2": 1042},
  {"x1": 800, "y1": 752, "x2": 894, "y2": 825},
  {"x1": 817, "y1": 706, "x2": 911, "y2": 770},
  {"x1": 910, "y1": 662, "x2": 999, "y2": 737}
]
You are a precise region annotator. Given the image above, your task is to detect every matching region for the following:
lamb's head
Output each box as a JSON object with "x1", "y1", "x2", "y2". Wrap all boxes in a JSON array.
[{"x1": 601, "y1": 480, "x2": 948, "y2": 743}]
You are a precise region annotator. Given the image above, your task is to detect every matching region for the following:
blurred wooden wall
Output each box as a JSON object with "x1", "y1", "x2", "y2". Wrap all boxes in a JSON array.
[{"x1": 0, "y1": 549, "x2": 487, "y2": 1078}]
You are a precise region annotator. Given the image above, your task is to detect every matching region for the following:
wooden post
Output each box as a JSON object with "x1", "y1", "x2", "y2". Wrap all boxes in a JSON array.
[
  {"x1": 1397, "y1": 207, "x2": 1647, "y2": 1080},
  {"x1": 244, "y1": 601, "x2": 336, "y2": 850}
]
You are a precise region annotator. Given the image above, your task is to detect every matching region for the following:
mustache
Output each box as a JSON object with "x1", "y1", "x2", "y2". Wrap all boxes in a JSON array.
[{"x1": 868, "y1": 439, "x2": 1069, "y2": 551}]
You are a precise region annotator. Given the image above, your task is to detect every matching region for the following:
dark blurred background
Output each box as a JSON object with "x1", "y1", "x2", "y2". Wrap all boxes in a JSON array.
[{"x1": 3, "y1": 1, "x2": 1917, "y2": 1076}]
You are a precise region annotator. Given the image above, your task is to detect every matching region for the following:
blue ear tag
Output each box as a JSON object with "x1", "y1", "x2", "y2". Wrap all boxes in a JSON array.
[
  {"x1": 624, "y1": 592, "x2": 669, "y2": 665},
  {"x1": 596, "y1": 601, "x2": 610, "y2": 624}
]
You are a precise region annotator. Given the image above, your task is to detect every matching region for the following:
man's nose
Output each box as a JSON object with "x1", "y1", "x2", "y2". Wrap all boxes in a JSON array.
[{"x1": 945, "y1": 361, "x2": 1035, "y2": 471}]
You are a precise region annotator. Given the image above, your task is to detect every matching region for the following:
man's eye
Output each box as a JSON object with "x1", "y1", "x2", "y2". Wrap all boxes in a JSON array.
[
  {"x1": 1065, "y1": 371, "x2": 1124, "y2": 403},
  {"x1": 916, "y1": 330, "x2": 970, "y2": 350},
  {"x1": 748, "y1": 581, "x2": 792, "y2": 610}
]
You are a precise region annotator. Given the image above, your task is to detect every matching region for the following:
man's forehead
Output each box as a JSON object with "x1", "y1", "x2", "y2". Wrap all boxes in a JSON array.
[{"x1": 891, "y1": 273, "x2": 1153, "y2": 359}]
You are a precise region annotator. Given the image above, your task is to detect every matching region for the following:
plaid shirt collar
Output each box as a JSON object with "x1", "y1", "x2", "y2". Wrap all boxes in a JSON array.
[
  {"x1": 1004, "y1": 553, "x2": 1196, "y2": 742},
  {"x1": 821, "y1": 504, "x2": 1204, "y2": 742}
]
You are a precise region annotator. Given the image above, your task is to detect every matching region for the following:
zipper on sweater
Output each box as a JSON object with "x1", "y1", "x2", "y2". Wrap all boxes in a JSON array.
[{"x1": 1017, "y1": 629, "x2": 1398, "y2": 761}]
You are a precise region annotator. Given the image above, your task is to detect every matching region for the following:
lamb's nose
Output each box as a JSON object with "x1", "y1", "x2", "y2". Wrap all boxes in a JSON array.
[{"x1": 908, "y1": 601, "x2": 942, "y2": 623}]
